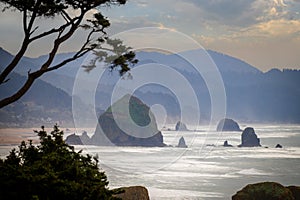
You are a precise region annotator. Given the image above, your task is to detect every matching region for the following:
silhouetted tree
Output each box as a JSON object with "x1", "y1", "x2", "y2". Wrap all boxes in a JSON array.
[
  {"x1": 0, "y1": 125, "x2": 121, "y2": 199},
  {"x1": 0, "y1": 0, "x2": 137, "y2": 108}
]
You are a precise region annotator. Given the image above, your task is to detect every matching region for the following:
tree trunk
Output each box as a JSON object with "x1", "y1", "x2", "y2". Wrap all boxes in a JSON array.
[
  {"x1": 0, "y1": 38, "x2": 30, "y2": 84},
  {"x1": 0, "y1": 72, "x2": 41, "y2": 108}
]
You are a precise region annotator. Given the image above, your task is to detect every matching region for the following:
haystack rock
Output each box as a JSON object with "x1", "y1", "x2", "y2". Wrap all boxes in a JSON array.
[
  {"x1": 91, "y1": 95, "x2": 166, "y2": 147},
  {"x1": 238, "y1": 127, "x2": 261, "y2": 147},
  {"x1": 217, "y1": 118, "x2": 241, "y2": 131}
]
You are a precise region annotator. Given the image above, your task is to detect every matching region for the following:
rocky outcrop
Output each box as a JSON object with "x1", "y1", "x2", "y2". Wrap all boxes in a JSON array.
[
  {"x1": 223, "y1": 140, "x2": 233, "y2": 147},
  {"x1": 275, "y1": 144, "x2": 283, "y2": 148},
  {"x1": 238, "y1": 127, "x2": 261, "y2": 147},
  {"x1": 65, "y1": 131, "x2": 92, "y2": 145},
  {"x1": 177, "y1": 136, "x2": 188, "y2": 148},
  {"x1": 217, "y1": 118, "x2": 241, "y2": 131},
  {"x1": 232, "y1": 182, "x2": 299, "y2": 200},
  {"x1": 65, "y1": 133, "x2": 83, "y2": 145},
  {"x1": 91, "y1": 95, "x2": 166, "y2": 147},
  {"x1": 175, "y1": 121, "x2": 188, "y2": 131},
  {"x1": 287, "y1": 186, "x2": 300, "y2": 200},
  {"x1": 113, "y1": 186, "x2": 150, "y2": 200},
  {"x1": 80, "y1": 131, "x2": 92, "y2": 145}
]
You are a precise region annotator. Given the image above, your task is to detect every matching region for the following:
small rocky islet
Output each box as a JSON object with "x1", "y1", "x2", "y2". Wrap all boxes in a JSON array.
[
  {"x1": 65, "y1": 97, "x2": 294, "y2": 199},
  {"x1": 66, "y1": 105, "x2": 282, "y2": 149},
  {"x1": 175, "y1": 121, "x2": 189, "y2": 131},
  {"x1": 217, "y1": 118, "x2": 242, "y2": 132}
]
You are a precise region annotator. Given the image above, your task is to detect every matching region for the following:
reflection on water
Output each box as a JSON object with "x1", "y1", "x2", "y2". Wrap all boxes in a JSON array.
[{"x1": 1, "y1": 124, "x2": 300, "y2": 199}]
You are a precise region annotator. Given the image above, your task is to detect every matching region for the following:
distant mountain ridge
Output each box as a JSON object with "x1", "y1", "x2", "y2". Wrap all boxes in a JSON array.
[
  {"x1": 0, "y1": 48, "x2": 82, "y2": 127},
  {"x1": 1, "y1": 47, "x2": 300, "y2": 126}
]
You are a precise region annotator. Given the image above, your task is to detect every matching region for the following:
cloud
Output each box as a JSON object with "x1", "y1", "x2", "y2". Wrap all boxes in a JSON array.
[
  {"x1": 254, "y1": 19, "x2": 300, "y2": 36},
  {"x1": 1, "y1": 0, "x2": 300, "y2": 70}
]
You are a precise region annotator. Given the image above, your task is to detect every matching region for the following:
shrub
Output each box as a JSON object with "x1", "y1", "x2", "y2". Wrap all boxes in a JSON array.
[{"x1": 0, "y1": 125, "x2": 119, "y2": 200}]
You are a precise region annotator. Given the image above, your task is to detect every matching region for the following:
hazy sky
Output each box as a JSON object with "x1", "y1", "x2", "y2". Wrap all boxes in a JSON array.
[{"x1": 1, "y1": 0, "x2": 300, "y2": 72}]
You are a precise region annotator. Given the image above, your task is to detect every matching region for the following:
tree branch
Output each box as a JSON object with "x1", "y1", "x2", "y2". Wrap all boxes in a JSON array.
[
  {"x1": 40, "y1": 12, "x2": 85, "y2": 71},
  {"x1": 0, "y1": 37, "x2": 30, "y2": 85},
  {"x1": 0, "y1": 1, "x2": 42, "y2": 85},
  {"x1": 0, "y1": 29, "x2": 93, "y2": 108},
  {"x1": 61, "y1": 10, "x2": 72, "y2": 24},
  {"x1": 23, "y1": 9, "x2": 28, "y2": 34},
  {"x1": 27, "y1": 0, "x2": 41, "y2": 32},
  {"x1": 0, "y1": 0, "x2": 133, "y2": 108},
  {"x1": 29, "y1": 16, "x2": 80, "y2": 42},
  {"x1": 44, "y1": 49, "x2": 91, "y2": 74},
  {"x1": 0, "y1": 71, "x2": 42, "y2": 109}
]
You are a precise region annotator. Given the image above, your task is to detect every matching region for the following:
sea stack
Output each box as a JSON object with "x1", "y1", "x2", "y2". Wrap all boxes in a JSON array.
[
  {"x1": 238, "y1": 127, "x2": 261, "y2": 147},
  {"x1": 175, "y1": 121, "x2": 188, "y2": 131},
  {"x1": 176, "y1": 136, "x2": 188, "y2": 148},
  {"x1": 65, "y1": 133, "x2": 83, "y2": 145},
  {"x1": 216, "y1": 118, "x2": 241, "y2": 131},
  {"x1": 65, "y1": 131, "x2": 92, "y2": 145},
  {"x1": 91, "y1": 95, "x2": 166, "y2": 147}
]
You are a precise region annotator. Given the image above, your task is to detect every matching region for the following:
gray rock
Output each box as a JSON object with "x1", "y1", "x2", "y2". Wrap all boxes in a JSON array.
[
  {"x1": 176, "y1": 136, "x2": 188, "y2": 148},
  {"x1": 223, "y1": 140, "x2": 233, "y2": 147},
  {"x1": 232, "y1": 182, "x2": 295, "y2": 200},
  {"x1": 80, "y1": 131, "x2": 92, "y2": 145},
  {"x1": 113, "y1": 186, "x2": 150, "y2": 200},
  {"x1": 65, "y1": 133, "x2": 83, "y2": 145},
  {"x1": 91, "y1": 95, "x2": 166, "y2": 147},
  {"x1": 217, "y1": 118, "x2": 241, "y2": 131},
  {"x1": 65, "y1": 131, "x2": 92, "y2": 145},
  {"x1": 238, "y1": 127, "x2": 261, "y2": 147},
  {"x1": 175, "y1": 121, "x2": 188, "y2": 131}
]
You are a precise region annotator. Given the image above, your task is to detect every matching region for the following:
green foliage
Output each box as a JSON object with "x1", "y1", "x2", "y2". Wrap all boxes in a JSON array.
[
  {"x1": 0, "y1": 125, "x2": 119, "y2": 200},
  {"x1": 1, "y1": 0, "x2": 126, "y2": 17},
  {"x1": 83, "y1": 38, "x2": 138, "y2": 76},
  {"x1": 0, "y1": 0, "x2": 138, "y2": 108}
]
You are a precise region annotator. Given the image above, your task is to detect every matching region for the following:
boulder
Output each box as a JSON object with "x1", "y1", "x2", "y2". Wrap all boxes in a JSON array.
[
  {"x1": 91, "y1": 95, "x2": 166, "y2": 147},
  {"x1": 217, "y1": 118, "x2": 241, "y2": 131},
  {"x1": 232, "y1": 182, "x2": 297, "y2": 200},
  {"x1": 238, "y1": 127, "x2": 261, "y2": 147},
  {"x1": 223, "y1": 140, "x2": 233, "y2": 147},
  {"x1": 177, "y1": 136, "x2": 188, "y2": 148},
  {"x1": 275, "y1": 144, "x2": 283, "y2": 148},
  {"x1": 113, "y1": 186, "x2": 150, "y2": 200},
  {"x1": 175, "y1": 121, "x2": 188, "y2": 131},
  {"x1": 65, "y1": 133, "x2": 83, "y2": 145}
]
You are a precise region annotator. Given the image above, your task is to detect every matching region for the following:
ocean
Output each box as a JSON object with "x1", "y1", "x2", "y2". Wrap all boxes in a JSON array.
[{"x1": 1, "y1": 124, "x2": 300, "y2": 199}]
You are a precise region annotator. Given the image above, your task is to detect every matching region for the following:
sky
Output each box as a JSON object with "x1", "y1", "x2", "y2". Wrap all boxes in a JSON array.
[{"x1": 0, "y1": 0, "x2": 300, "y2": 72}]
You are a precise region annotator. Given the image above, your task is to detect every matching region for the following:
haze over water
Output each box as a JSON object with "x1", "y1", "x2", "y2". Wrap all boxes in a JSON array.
[
  {"x1": 1, "y1": 124, "x2": 299, "y2": 199},
  {"x1": 80, "y1": 124, "x2": 300, "y2": 199}
]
